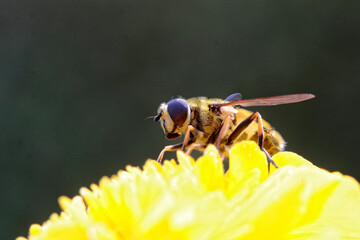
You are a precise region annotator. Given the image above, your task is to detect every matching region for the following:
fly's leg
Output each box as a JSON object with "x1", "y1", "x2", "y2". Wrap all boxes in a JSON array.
[
  {"x1": 182, "y1": 125, "x2": 196, "y2": 151},
  {"x1": 158, "y1": 125, "x2": 198, "y2": 163},
  {"x1": 157, "y1": 142, "x2": 184, "y2": 163},
  {"x1": 216, "y1": 115, "x2": 233, "y2": 150},
  {"x1": 226, "y1": 112, "x2": 279, "y2": 172},
  {"x1": 185, "y1": 143, "x2": 206, "y2": 155}
]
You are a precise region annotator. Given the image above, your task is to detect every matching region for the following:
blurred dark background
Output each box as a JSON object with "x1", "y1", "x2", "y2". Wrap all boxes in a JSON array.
[{"x1": 1, "y1": 0, "x2": 359, "y2": 239}]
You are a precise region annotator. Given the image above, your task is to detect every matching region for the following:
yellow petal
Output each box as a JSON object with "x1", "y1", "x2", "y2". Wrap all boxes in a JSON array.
[
  {"x1": 194, "y1": 145, "x2": 224, "y2": 191},
  {"x1": 18, "y1": 140, "x2": 360, "y2": 240},
  {"x1": 270, "y1": 151, "x2": 313, "y2": 173},
  {"x1": 227, "y1": 141, "x2": 267, "y2": 185},
  {"x1": 289, "y1": 170, "x2": 360, "y2": 239}
]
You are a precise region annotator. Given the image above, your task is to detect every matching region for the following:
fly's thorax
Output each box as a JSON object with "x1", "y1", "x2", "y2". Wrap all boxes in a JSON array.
[
  {"x1": 186, "y1": 99, "x2": 235, "y2": 144},
  {"x1": 155, "y1": 98, "x2": 191, "y2": 139}
]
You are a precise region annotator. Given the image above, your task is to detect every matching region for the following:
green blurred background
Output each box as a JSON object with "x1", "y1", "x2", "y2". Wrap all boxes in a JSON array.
[{"x1": 1, "y1": 1, "x2": 359, "y2": 239}]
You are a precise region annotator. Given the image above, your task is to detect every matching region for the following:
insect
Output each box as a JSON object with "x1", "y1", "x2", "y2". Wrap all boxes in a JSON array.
[{"x1": 154, "y1": 93, "x2": 315, "y2": 169}]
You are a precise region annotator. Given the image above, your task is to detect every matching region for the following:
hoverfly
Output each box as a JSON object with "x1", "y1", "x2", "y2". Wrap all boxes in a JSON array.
[{"x1": 154, "y1": 93, "x2": 314, "y2": 169}]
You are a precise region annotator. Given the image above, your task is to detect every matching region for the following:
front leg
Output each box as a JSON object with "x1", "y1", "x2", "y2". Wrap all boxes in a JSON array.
[
  {"x1": 182, "y1": 125, "x2": 196, "y2": 151},
  {"x1": 157, "y1": 142, "x2": 184, "y2": 163},
  {"x1": 185, "y1": 143, "x2": 206, "y2": 155},
  {"x1": 157, "y1": 125, "x2": 202, "y2": 163}
]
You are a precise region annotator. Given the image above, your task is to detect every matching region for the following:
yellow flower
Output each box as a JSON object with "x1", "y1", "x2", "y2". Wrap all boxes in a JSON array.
[{"x1": 17, "y1": 141, "x2": 360, "y2": 240}]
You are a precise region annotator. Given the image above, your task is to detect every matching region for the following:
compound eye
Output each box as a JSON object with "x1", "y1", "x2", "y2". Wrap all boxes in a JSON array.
[{"x1": 167, "y1": 98, "x2": 188, "y2": 125}]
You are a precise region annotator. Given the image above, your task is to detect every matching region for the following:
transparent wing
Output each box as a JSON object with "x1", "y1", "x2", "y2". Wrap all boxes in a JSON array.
[
  {"x1": 224, "y1": 93, "x2": 242, "y2": 102},
  {"x1": 213, "y1": 93, "x2": 315, "y2": 107}
]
